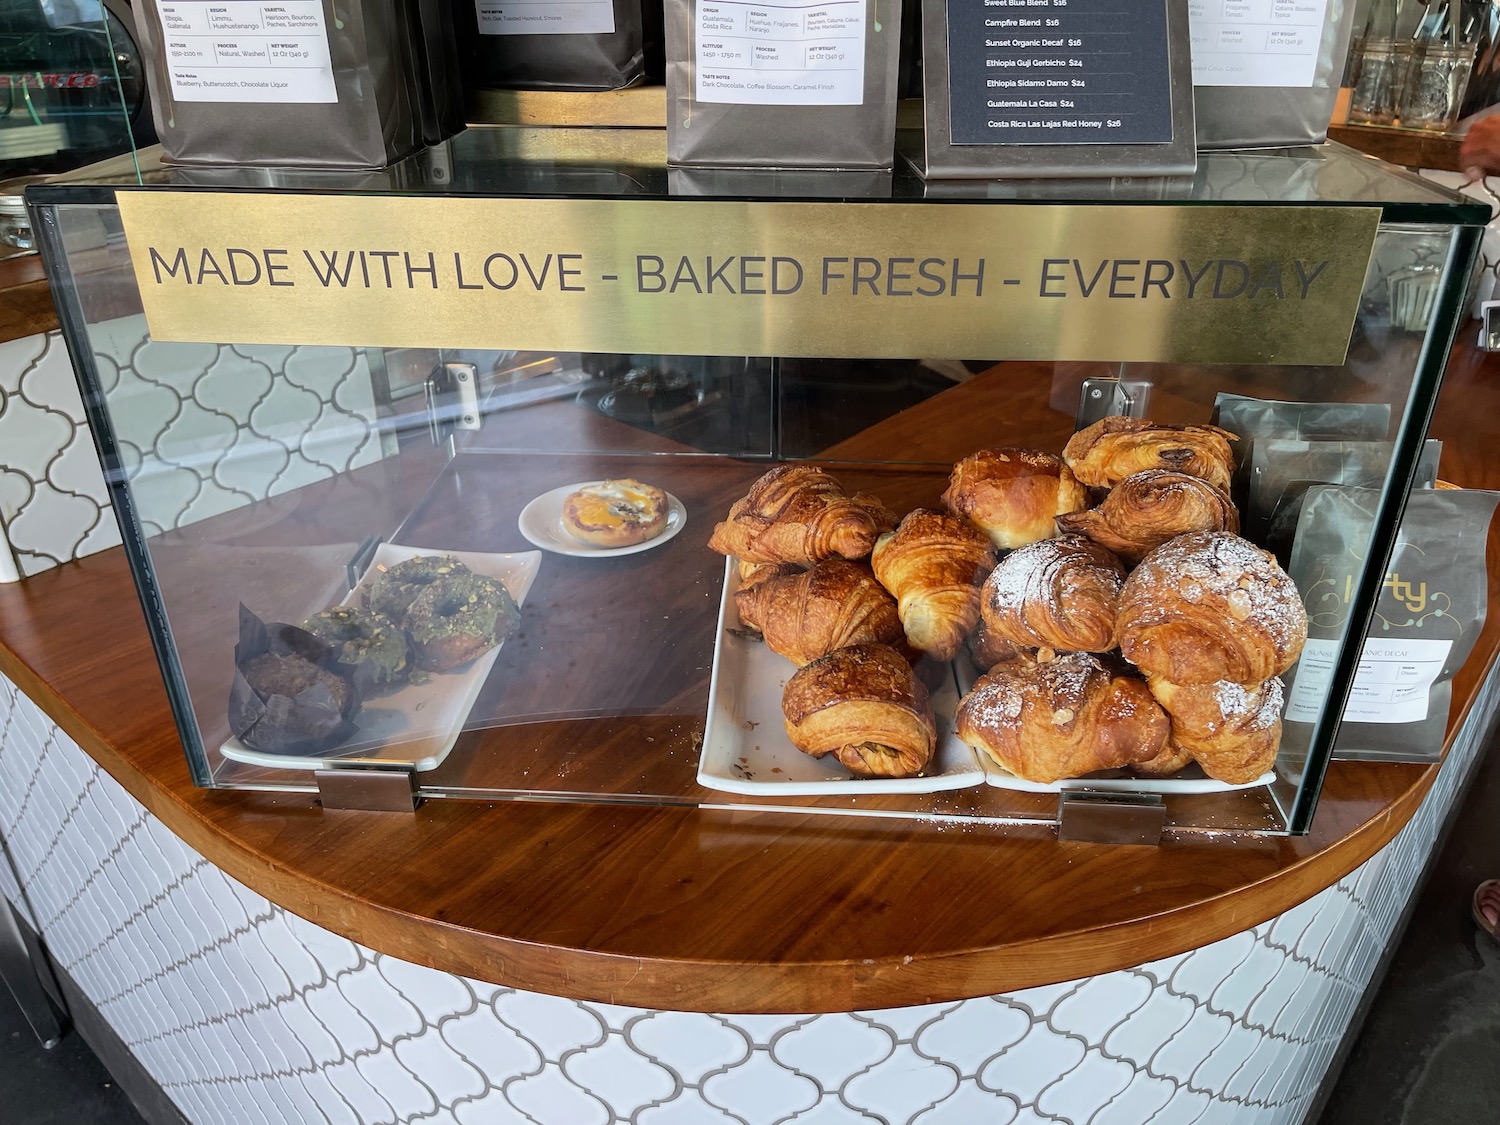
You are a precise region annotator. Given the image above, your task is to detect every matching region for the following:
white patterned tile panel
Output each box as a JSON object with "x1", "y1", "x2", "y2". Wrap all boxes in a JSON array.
[
  {"x1": 1153, "y1": 1005, "x2": 1237, "y2": 1083},
  {"x1": 1104, "y1": 984, "x2": 1197, "y2": 1062},
  {"x1": 563, "y1": 1034, "x2": 678, "y2": 1114},
  {"x1": 499, "y1": 990, "x2": 610, "y2": 1057},
  {"x1": 376, "y1": 957, "x2": 474, "y2": 1021},
  {"x1": 978, "y1": 1025, "x2": 1088, "y2": 1104},
  {"x1": 353, "y1": 1044, "x2": 441, "y2": 1122},
  {"x1": 912, "y1": 1081, "x2": 1021, "y2": 1125},
  {"x1": 1, "y1": 664, "x2": 1498, "y2": 1125},
  {"x1": 1091, "y1": 1073, "x2": 1177, "y2": 1125},
  {"x1": 628, "y1": 1012, "x2": 750, "y2": 1084},
  {"x1": 338, "y1": 965, "x2": 426, "y2": 1042},
  {"x1": 441, "y1": 1006, "x2": 544, "y2": 1081},
  {"x1": 507, "y1": 1064, "x2": 613, "y2": 1125},
  {"x1": 703, "y1": 1049, "x2": 822, "y2": 1125},
  {"x1": 451, "y1": 1086, "x2": 539, "y2": 1125},
  {"x1": 324, "y1": 1057, "x2": 399, "y2": 1124},
  {"x1": 0, "y1": 319, "x2": 387, "y2": 578},
  {"x1": 1208, "y1": 940, "x2": 1287, "y2": 1017},
  {"x1": 911, "y1": 999, "x2": 1028, "y2": 1074},
  {"x1": 771, "y1": 1013, "x2": 892, "y2": 1087},
  {"x1": 1036, "y1": 1049, "x2": 1136, "y2": 1121},
  {"x1": 1169, "y1": 932, "x2": 1257, "y2": 1005},
  {"x1": 1048, "y1": 973, "x2": 1154, "y2": 1041}
]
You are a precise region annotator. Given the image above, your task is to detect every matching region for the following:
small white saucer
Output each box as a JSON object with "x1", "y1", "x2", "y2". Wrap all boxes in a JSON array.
[{"x1": 518, "y1": 482, "x2": 687, "y2": 558}]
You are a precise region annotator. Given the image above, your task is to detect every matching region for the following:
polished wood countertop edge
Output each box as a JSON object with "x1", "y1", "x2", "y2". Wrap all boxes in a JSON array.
[
  {"x1": 0, "y1": 255, "x2": 59, "y2": 344},
  {"x1": 0, "y1": 553, "x2": 1464, "y2": 1014}
]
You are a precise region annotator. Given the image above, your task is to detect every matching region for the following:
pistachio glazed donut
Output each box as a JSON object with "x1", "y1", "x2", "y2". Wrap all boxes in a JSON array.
[
  {"x1": 302, "y1": 606, "x2": 410, "y2": 687},
  {"x1": 405, "y1": 572, "x2": 521, "y2": 672},
  {"x1": 366, "y1": 554, "x2": 470, "y2": 622}
]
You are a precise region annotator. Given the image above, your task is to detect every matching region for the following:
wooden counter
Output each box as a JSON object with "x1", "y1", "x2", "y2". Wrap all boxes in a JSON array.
[
  {"x1": 0, "y1": 254, "x2": 58, "y2": 343},
  {"x1": 1328, "y1": 123, "x2": 1465, "y2": 173},
  {"x1": 2, "y1": 334, "x2": 1498, "y2": 1013}
]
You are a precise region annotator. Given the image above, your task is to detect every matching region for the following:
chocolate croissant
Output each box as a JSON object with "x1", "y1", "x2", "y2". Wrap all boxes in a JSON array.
[
  {"x1": 782, "y1": 643, "x2": 937, "y2": 778},
  {"x1": 941, "y1": 448, "x2": 1089, "y2": 549},
  {"x1": 979, "y1": 534, "x2": 1125, "y2": 653},
  {"x1": 1056, "y1": 470, "x2": 1240, "y2": 563},
  {"x1": 1116, "y1": 531, "x2": 1308, "y2": 685},
  {"x1": 1148, "y1": 676, "x2": 1284, "y2": 784},
  {"x1": 871, "y1": 509, "x2": 998, "y2": 661},
  {"x1": 1063, "y1": 416, "x2": 1237, "y2": 493},
  {"x1": 709, "y1": 465, "x2": 896, "y2": 565},
  {"x1": 955, "y1": 650, "x2": 1170, "y2": 783},
  {"x1": 736, "y1": 560, "x2": 904, "y2": 667}
]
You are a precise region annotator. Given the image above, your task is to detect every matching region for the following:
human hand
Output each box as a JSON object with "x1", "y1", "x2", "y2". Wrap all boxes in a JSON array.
[{"x1": 1460, "y1": 116, "x2": 1500, "y2": 184}]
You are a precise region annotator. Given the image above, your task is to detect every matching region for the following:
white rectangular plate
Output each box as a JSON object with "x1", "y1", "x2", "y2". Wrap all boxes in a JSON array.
[
  {"x1": 698, "y1": 558, "x2": 985, "y2": 796},
  {"x1": 220, "y1": 544, "x2": 542, "y2": 773},
  {"x1": 953, "y1": 656, "x2": 1275, "y2": 794}
]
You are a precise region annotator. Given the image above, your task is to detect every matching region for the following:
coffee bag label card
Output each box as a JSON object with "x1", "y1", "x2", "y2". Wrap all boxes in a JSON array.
[
  {"x1": 474, "y1": 0, "x2": 616, "y2": 36},
  {"x1": 1189, "y1": 0, "x2": 1332, "y2": 88},
  {"x1": 155, "y1": 0, "x2": 336, "y2": 104},
  {"x1": 945, "y1": 0, "x2": 1175, "y2": 145},
  {"x1": 696, "y1": 0, "x2": 867, "y2": 106}
]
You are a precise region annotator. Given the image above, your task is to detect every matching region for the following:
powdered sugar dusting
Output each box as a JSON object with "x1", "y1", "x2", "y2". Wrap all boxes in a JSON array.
[
  {"x1": 1038, "y1": 651, "x2": 1098, "y2": 711},
  {"x1": 1213, "y1": 680, "x2": 1250, "y2": 715},
  {"x1": 1127, "y1": 531, "x2": 1306, "y2": 648},
  {"x1": 1210, "y1": 676, "x2": 1284, "y2": 732},
  {"x1": 962, "y1": 675, "x2": 1025, "y2": 728},
  {"x1": 985, "y1": 536, "x2": 1122, "y2": 614},
  {"x1": 959, "y1": 651, "x2": 1112, "y2": 733}
]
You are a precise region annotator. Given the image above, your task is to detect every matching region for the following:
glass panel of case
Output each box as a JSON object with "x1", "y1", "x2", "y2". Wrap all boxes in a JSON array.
[
  {"x1": 30, "y1": 138, "x2": 1484, "y2": 836},
  {"x1": 0, "y1": 0, "x2": 151, "y2": 183}
]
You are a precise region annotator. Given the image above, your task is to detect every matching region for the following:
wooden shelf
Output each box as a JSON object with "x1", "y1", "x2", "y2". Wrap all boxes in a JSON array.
[{"x1": 1328, "y1": 122, "x2": 1465, "y2": 172}]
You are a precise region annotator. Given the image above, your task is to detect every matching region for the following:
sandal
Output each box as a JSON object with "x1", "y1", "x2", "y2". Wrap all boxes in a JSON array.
[{"x1": 1473, "y1": 879, "x2": 1500, "y2": 945}]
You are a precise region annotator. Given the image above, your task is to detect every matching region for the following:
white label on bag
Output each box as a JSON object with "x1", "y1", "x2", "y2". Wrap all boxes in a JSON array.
[
  {"x1": 696, "y1": 0, "x2": 866, "y2": 106},
  {"x1": 1286, "y1": 636, "x2": 1452, "y2": 725},
  {"x1": 1188, "y1": 0, "x2": 1332, "y2": 88},
  {"x1": 156, "y1": 0, "x2": 336, "y2": 103},
  {"x1": 475, "y1": 0, "x2": 616, "y2": 35}
]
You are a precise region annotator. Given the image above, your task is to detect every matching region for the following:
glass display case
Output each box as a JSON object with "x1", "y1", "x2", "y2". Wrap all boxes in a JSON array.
[
  {"x1": 2, "y1": 0, "x2": 152, "y2": 258},
  {"x1": 27, "y1": 130, "x2": 1488, "y2": 837},
  {"x1": 0, "y1": 0, "x2": 152, "y2": 181}
]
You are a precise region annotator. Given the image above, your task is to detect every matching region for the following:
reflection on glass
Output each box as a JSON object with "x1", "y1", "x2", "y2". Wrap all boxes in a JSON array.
[{"x1": 0, "y1": 0, "x2": 151, "y2": 180}]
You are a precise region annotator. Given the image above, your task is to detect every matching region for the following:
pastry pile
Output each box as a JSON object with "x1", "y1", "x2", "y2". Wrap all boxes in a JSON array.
[{"x1": 708, "y1": 417, "x2": 1308, "y2": 785}]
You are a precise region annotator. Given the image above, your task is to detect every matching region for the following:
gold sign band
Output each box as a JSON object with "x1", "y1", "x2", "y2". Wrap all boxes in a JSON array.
[{"x1": 116, "y1": 192, "x2": 1381, "y2": 365}]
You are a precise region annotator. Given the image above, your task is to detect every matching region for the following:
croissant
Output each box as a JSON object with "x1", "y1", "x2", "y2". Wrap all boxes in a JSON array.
[
  {"x1": 967, "y1": 620, "x2": 1034, "y2": 672},
  {"x1": 1131, "y1": 742, "x2": 1194, "y2": 778},
  {"x1": 870, "y1": 509, "x2": 998, "y2": 661},
  {"x1": 955, "y1": 650, "x2": 1169, "y2": 783},
  {"x1": 941, "y1": 448, "x2": 1089, "y2": 549},
  {"x1": 1116, "y1": 531, "x2": 1308, "y2": 685},
  {"x1": 1148, "y1": 676, "x2": 1283, "y2": 784},
  {"x1": 735, "y1": 560, "x2": 904, "y2": 667},
  {"x1": 782, "y1": 643, "x2": 937, "y2": 778},
  {"x1": 733, "y1": 561, "x2": 803, "y2": 630},
  {"x1": 979, "y1": 535, "x2": 1125, "y2": 653},
  {"x1": 1056, "y1": 470, "x2": 1240, "y2": 564},
  {"x1": 1063, "y1": 416, "x2": 1237, "y2": 492},
  {"x1": 709, "y1": 465, "x2": 896, "y2": 564}
]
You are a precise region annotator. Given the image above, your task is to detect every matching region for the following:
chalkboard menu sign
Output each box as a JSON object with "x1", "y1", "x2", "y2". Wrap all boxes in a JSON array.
[
  {"x1": 946, "y1": 0, "x2": 1174, "y2": 146},
  {"x1": 916, "y1": 0, "x2": 1196, "y2": 179}
]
